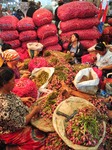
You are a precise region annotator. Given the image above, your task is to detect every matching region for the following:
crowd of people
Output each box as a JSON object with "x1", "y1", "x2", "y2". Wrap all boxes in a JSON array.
[
  {"x1": 0, "y1": 0, "x2": 112, "y2": 150},
  {"x1": 0, "y1": 1, "x2": 42, "y2": 19}
]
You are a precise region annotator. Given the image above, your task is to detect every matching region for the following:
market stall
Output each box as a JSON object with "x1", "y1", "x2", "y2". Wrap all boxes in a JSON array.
[{"x1": 0, "y1": 1, "x2": 112, "y2": 150}]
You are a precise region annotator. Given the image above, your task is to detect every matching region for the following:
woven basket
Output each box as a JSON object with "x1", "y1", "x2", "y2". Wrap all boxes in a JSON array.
[
  {"x1": 31, "y1": 117, "x2": 54, "y2": 132},
  {"x1": 53, "y1": 96, "x2": 106, "y2": 150}
]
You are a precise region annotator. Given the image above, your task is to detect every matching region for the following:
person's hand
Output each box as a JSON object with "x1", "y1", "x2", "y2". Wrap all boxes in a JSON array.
[
  {"x1": 21, "y1": 71, "x2": 31, "y2": 78},
  {"x1": 109, "y1": 46, "x2": 112, "y2": 52},
  {"x1": 99, "y1": 67, "x2": 104, "y2": 70},
  {"x1": 71, "y1": 52, "x2": 75, "y2": 57},
  {"x1": 32, "y1": 104, "x2": 41, "y2": 115},
  {"x1": 21, "y1": 97, "x2": 35, "y2": 107},
  {"x1": 23, "y1": 70, "x2": 31, "y2": 74},
  {"x1": 67, "y1": 51, "x2": 70, "y2": 54}
]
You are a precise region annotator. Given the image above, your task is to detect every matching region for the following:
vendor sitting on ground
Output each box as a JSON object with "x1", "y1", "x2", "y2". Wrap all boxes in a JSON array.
[
  {"x1": 94, "y1": 42, "x2": 112, "y2": 97},
  {"x1": 0, "y1": 67, "x2": 47, "y2": 149},
  {"x1": 1, "y1": 49, "x2": 30, "y2": 79},
  {"x1": 94, "y1": 42, "x2": 112, "y2": 77},
  {"x1": 67, "y1": 33, "x2": 88, "y2": 64}
]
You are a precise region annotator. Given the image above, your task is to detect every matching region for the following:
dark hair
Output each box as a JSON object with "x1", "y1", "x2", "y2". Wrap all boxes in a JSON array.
[
  {"x1": 0, "y1": 67, "x2": 14, "y2": 88},
  {"x1": 2, "y1": 43, "x2": 12, "y2": 52},
  {"x1": 73, "y1": 33, "x2": 79, "y2": 41},
  {"x1": 29, "y1": 1, "x2": 36, "y2": 7},
  {"x1": 95, "y1": 42, "x2": 106, "y2": 51},
  {"x1": 58, "y1": 1, "x2": 64, "y2": 6}
]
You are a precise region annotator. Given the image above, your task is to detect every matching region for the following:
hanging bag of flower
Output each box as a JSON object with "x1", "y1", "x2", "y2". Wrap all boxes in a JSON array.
[
  {"x1": 12, "y1": 77, "x2": 38, "y2": 99},
  {"x1": 28, "y1": 57, "x2": 48, "y2": 72}
]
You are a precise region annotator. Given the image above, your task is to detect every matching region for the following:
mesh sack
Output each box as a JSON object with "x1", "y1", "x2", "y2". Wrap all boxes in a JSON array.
[
  {"x1": 0, "y1": 15, "x2": 19, "y2": 30},
  {"x1": 33, "y1": 8, "x2": 53, "y2": 27},
  {"x1": 19, "y1": 30, "x2": 37, "y2": 42},
  {"x1": 60, "y1": 17, "x2": 100, "y2": 32},
  {"x1": 17, "y1": 17, "x2": 35, "y2": 31},
  {"x1": 80, "y1": 39, "x2": 97, "y2": 49},
  {"x1": 81, "y1": 53, "x2": 96, "y2": 64},
  {"x1": 108, "y1": 27, "x2": 112, "y2": 36},
  {"x1": 4, "y1": 39, "x2": 21, "y2": 49},
  {"x1": 60, "y1": 28, "x2": 101, "y2": 41},
  {"x1": 15, "y1": 47, "x2": 26, "y2": 53},
  {"x1": 15, "y1": 47, "x2": 29, "y2": 61},
  {"x1": 57, "y1": 1, "x2": 99, "y2": 21},
  {"x1": 103, "y1": 26, "x2": 112, "y2": 35},
  {"x1": 28, "y1": 57, "x2": 48, "y2": 72},
  {"x1": 18, "y1": 50, "x2": 29, "y2": 61},
  {"x1": 62, "y1": 42, "x2": 69, "y2": 50},
  {"x1": 40, "y1": 35, "x2": 58, "y2": 47},
  {"x1": 12, "y1": 78, "x2": 38, "y2": 99},
  {"x1": 37, "y1": 23, "x2": 57, "y2": 39},
  {"x1": 0, "y1": 30, "x2": 19, "y2": 41},
  {"x1": 45, "y1": 44, "x2": 62, "y2": 51},
  {"x1": 22, "y1": 40, "x2": 38, "y2": 49},
  {"x1": 108, "y1": 18, "x2": 112, "y2": 26}
]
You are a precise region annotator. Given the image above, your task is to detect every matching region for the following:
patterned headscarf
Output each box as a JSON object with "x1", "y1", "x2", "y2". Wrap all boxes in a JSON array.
[{"x1": 3, "y1": 49, "x2": 20, "y2": 62}]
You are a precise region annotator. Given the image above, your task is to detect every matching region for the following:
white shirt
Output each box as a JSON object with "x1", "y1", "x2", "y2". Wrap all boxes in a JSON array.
[{"x1": 96, "y1": 50, "x2": 112, "y2": 68}]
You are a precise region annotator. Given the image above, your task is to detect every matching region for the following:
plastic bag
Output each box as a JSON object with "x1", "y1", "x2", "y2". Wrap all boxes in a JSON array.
[
  {"x1": 73, "y1": 68, "x2": 99, "y2": 94},
  {"x1": 31, "y1": 67, "x2": 55, "y2": 90}
]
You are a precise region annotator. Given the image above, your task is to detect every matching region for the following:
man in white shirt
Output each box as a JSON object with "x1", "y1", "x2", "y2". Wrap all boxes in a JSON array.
[{"x1": 95, "y1": 42, "x2": 112, "y2": 77}]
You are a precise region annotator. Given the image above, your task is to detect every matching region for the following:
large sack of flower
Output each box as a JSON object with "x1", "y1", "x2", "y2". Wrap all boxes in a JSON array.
[
  {"x1": 40, "y1": 35, "x2": 58, "y2": 47},
  {"x1": 19, "y1": 30, "x2": 37, "y2": 42},
  {"x1": 22, "y1": 40, "x2": 38, "y2": 49},
  {"x1": 17, "y1": 17, "x2": 35, "y2": 31},
  {"x1": 108, "y1": 18, "x2": 112, "y2": 26},
  {"x1": 4, "y1": 39, "x2": 21, "y2": 49},
  {"x1": 37, "y1": 23, "x2": 57, "y2": 39},
  {"x1": 62, "y1": 42, "x2": 69, "y2": 50},
  {"x1": 28, "y1": 57, "x2": 48, "y2": 72},
  {"x1": 33, "y1": 8, "x2": 53, "y2": 27},
  {"x1": 60, "y1": 28, "x2": 101, "y2": 41},
  {"x1": 62, "y1": 40, "x2": 97, "y2": 50},
  {"x1": 101, "y1": 34, "x2": 112, "y2": 44},
  {"x1": 0, "y1": 30, "x2": 19, "y2": 41},
  {"x1": 80, "y1": 39, "x2": 97, "y2": 49},
  {"x1": 108, "y1": 26, "x2": 112, "y2": 36},
  {"x1": 15, "y1": 47, "x2": 29, "y2": 61},
  {"x1": 0, "y1": 15, "x2": 19, "y2": 30},
  {"x1": 45, "y1": 44, "x2": 62, "y2": 51},
  {"x1": 60, "y1": 17, "x2": 100, "y2": 32},
  {"x1": 12, "y1": 78, "x2": 38, "y2": 99},
  {"x1": 81, "y1": 53, "x2": 96, "y2": 64},
  {"x1": 57, "y1": 1, "x2": 98, "y2": 21}
]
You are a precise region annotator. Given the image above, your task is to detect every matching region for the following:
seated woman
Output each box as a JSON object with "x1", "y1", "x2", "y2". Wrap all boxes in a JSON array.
[
  {"x1": 0, "y1": 67, "x2": 46, "y2": 149},
  {"x1": 1, "y1": 49, "x2": 30, "y2": 79},
  {"x1": 67, "y1": 33, "x2": 88, "y2": 64}
]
